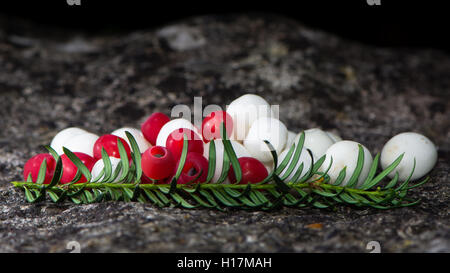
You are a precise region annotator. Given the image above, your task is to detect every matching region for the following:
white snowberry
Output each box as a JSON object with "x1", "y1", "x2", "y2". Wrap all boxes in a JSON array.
[
  {"x1": 62, "y1": 132, "x2": 99, "y2": 157},
  {"x1": 326, "y1": 131, "x2": 342, "y2": 143},
  {"x1": 91, "y1": 157, "x2": 123, "y2": 182},
  {"x1": 294, "y1": 128, "x2": 334, "y2": 160},
  {"x1": 111, "y1": 127, "x2": 151, "y2": 153},
  {"x1": 321, "y1": 140, "x2": 373, "y2": 188},
  {"x1": 277, "y1": 147, "x2": 312, "y2": 182},
  {"x1": 381, "y1": 132, "x2": 437, "y2": 181},
  {"x1": 284, "y1": 130, "x2": 297, "y2": 151},
  {"x1": 226, "y1": 94, "x2": 274, "y2": 141},
  {"x1": 156, "y1": 118, "x2": 200, "y2": 147},
  {"x1": 50, "y1": 127, "x2": 88, "y2": 155},
  {"x1": 244, "y1": 117, "x2": 288, "y2": 163}
]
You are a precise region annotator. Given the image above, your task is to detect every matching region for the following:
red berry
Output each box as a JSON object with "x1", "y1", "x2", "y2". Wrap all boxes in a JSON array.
[
  {"x1": 23, "y1": 154, "x2": 56, "y2": 184},
  {"x1": 93, "y1": 134, "x2": 131, "y2": 160},
  {"x1": 201, "y1": 110, "x2": 233, "y2": 142},
  {"x1": 141, "y1": 112, "x2": 170, "y2": 146},
  {"x1": 140, "y1": 153, "x2": 153, "y2": 184},
  {"x1": 141, "y1": 146, "x2": 176, "y2": 180},
  {"x1": 228, "y1": 157, "x2": 268, "y2": 184},
  {"x1": 176, "y1": 152, "x2": 209, "y2": 184},
  {"x1": 140, "y1": 174, "x2": 153, "y2": 184},
  {"x1": 60, "y1": 152, "x2": 96, "y2": 184},
  {"x1": 166, "y1": 128, "x2": 204, "y2": 161}
]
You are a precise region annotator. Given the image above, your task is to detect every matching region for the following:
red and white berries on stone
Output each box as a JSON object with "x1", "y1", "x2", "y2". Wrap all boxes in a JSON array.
[{"x1": 24, "y1": 94, "x2": 438, "y2": 188}]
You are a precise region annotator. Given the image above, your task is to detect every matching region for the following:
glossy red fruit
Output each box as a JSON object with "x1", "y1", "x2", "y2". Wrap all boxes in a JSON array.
[
  {"x1": 140, "y1": 153, "x2": 153, "y2": 184},
  {"x1": 228, "y1": 157, "x2": 268, "y2": 184},
  {"x1": 93, "y1": 134, "x2": 131, "y2": 160},
  {"x1": 60, "y1": 152, "x2": 96, "y2": 184},
  {"x1": 176, "y1": 152, "x2": 209, "y2": 184},
  {"x1": 141, "y1": 146, "x2": 176, "y2": 180},
  {"x1": 140, "y1": 174, "x2": 153, "y2": 184},
  {"x1": 23, "y1": 154, "x2": 56, "y2": 184},
  {"x1": 201, "y1": 110, "x2": 233, "y2": 142},
  {"x1": 141, "y1": 112, "x2": 170, "y2": 146},
  {"x1": 166, "y1": 128, "x2": 204, "y2": 160}
]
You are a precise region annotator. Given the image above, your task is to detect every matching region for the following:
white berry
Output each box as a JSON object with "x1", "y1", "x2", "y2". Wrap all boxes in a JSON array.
[
  {"x1": 226, "y1": 94, "x2": 273, "y2": 141},
  {"x1": 381, "y1": 132, "x2": 437, "y2": 181},
  {"x1": 264, "y1": 162, "x2": 274, "y2": 173},
  {"x1": 277, "y1": 147, "x2": 312, "y2": 182},
  {"x1": 50, "y1": 127, "x2": 88, "y2": 155},
  {"x1": 321, "y1": 140, "x2": 373, "y2": 188},
  {"x1": 91, "y1": 157, "x2": 123, "y2": 182},
  {"x1": 284, "y1": 130, "x2": 297, "y2": 151},
  {"x1": 156, "y1": 118, "x2": 200, "y2": 147},
  {"x1": 294, "y1": 128, "x2": 334, "y2": 160},
  {"x1": 62, "y1": 132, "x2": 99, "y2": 157},
  {"x1": 326, "y1": 131, "x2": 342, "y2": 143},
  {"x1": 111, "y1": 127, "x2": 151, "y2": 153},
  {"x1": 244, "y1": 117, "x2": 288, "y2": 163},
  {"x1": 203, "y1": 139, "x2": 250, "y2": 183}
]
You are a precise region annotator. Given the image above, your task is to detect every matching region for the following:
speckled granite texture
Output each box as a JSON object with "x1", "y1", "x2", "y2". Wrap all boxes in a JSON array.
[{"x1": 0, "y1": 14, "x2": 448, "y2": 252}]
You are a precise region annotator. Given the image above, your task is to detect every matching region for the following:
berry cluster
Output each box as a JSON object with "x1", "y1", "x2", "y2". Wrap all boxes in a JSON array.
[
  {"x1": 23, "y1": 94, "x2": 438, "y2": 188},
  {"x1": 24, "y1": 100, "x2": 268, "y2": 186}
]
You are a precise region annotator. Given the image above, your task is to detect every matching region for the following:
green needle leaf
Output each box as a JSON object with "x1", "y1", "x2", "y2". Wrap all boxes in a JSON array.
[
  {"x1": 205, "y1": 140, "x2": 216, "y2": 183},
  {"x1": 220, "y1": 122, "x2": 242, "y2": 184},
  {"x1": 44, "y1": 145, "x2": 59, "y2": 161},
  {"x1": 63, "y1": 147, "x2": 92, "y2": 182},
  {"x1": 385, "y1": 172, "x2": 399, "y2": 189},
  {"x1": 71, "y1": 197, "x2": 82, "y2": 204},
  {"x1": 332, "y1": 167, "x2": 347, "y2": 186},
  {"x1": 109, "y1": 160, "x2": 123, "y2": 183},
  {"x1": 170, "y1": 133, "x2": 189, "y2": 193},
  {"x1": 48, "y1": 190, "x2": 60, "y2": 203},
  {"x1": 360, "y1": 153, "x2": 380, "y2": 190},
  {"x1": 67, "y1": 185, "x2": 87, "y2": 197},
  {"x1": 211, "y1": 188, "x2": 240, "y2": 207},
  {"x1": 280, "y1": 132, "x2": 304, "y2": 180},
  {"x1": 46, "y1": 156, "x2": 63, "y2": 188},
  {"x1": 289, "y1": 162, "x2": 304, "y2": 184},
  {"x1": 143, "y1": 189, "x2": 164, "y2": 207},
  {"x1": 223, "y1": 139, "x2": 242, "y2": 184},
  {"x1": 406, "y1": 176, "x2": 429, "y2": 190},
  {"x1": 35, "y1": 159, "x2": 47, "y2": 185},
  {"x1": 199, "y1": 190, "x2": 219, "y2": 207},
  {"x1": 275, "y1": 143, "x2": 296, "y2": 176},
  {"x1": 297, "y1": 149, "x2": 315, "y2": 183},
  {"x1": 369, "y1": 153, "x2": 404, "y2": 188},
  {"x1": 273, "y1": 174, "x2": 291, "y2": 193},
  {"x1": 116, "y1": 138, "x2": 130, "y2": 182},
  {"x1": 123, "y1": 187, "x2": 134, "y2": 200},
  {"x1": 339, "y1": 192, "x2": 359, "y2": 204},
  {"x1": 396, "y1": 158, "x2": 416, "y2": 191},
  {"x1": 24, "y1": 186, "x2": 37, "y2": 203},
  {"x1": 216, "y1": 149, "x2": 230, "y2": 184},
  {"x1": 190, "y1": 193, "x2": 215, "y2": 208},
  {"x1": 125, "y1": 131, "x2": 143, "y2": 183},
  {"x1": 345, "y1": 145, "x2": 365, "y2": 188},
  {"x1": 258, "y1": 140, "x2": 278, "y2": 184},
  {"x1": 100, "y1": 148, "x2": 112, "y2": 182},
  {"x1": 84, "y1": 190, "x2": 94, "y2": 203},
  {"x1": 171, "y1": 192, "x2": 199, "y2": 208}
]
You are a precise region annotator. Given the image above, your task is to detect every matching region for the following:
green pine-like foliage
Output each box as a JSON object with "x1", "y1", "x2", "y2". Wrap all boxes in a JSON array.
[{"x1": 12, "y1": 124, "x2": 429, "y2": 210}]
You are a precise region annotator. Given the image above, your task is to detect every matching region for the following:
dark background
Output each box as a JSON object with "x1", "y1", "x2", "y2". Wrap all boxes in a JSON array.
[{"x1": 0, "y1": 0, "x2": 448, "y2": 52}]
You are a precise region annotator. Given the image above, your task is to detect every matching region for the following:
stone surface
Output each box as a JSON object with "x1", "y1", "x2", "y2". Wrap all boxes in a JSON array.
[{"x1": 0, "y1": 14, "x2": 449, "y2": 253}]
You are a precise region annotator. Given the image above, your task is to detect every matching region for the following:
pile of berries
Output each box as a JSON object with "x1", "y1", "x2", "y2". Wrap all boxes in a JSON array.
[{"x1": 24, "y1": 94, "x2": 438, "y2": 188}]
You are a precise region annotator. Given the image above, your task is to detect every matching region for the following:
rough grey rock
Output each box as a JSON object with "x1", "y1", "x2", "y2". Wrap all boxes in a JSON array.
[{"x1": 0, "y1": 14, "x2": 449, "y2": 253}]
